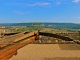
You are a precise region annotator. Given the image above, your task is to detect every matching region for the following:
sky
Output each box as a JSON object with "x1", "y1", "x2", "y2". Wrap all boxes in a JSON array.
[{"x1": 0, "y1": 0, "x2": 80, "y2": 23}]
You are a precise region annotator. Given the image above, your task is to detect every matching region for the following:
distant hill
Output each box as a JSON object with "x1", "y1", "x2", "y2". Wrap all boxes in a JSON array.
[{"x1": 0, "y1": 23, "x2": 80, "y2": 29}]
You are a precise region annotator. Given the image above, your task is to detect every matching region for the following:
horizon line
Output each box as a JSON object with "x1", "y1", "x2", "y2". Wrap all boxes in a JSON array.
[{"x1": 0, "y1": 22, "x2": 80, "y2": 24}]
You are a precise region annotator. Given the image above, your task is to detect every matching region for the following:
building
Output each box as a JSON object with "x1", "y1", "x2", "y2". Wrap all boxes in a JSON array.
[{"x1": 0, "y1": 26, "x2": 13, "y2": 37}]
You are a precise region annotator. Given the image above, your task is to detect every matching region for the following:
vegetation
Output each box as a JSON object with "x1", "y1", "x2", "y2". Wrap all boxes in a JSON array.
[
  {"x1": 12, "y1": 26, "x2": 43, "y2": 32},
  {"x1": 0, "y1": 23, "x2": 80, "y2": 29}
]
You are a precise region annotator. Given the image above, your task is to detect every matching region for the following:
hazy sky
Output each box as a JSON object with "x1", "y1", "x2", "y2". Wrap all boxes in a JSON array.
[{"x1": 0, "y1": 0, "x2": 80, "y2": 23}]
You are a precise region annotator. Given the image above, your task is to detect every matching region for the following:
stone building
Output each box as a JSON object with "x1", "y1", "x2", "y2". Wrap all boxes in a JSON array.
[
  {"x1": 0, "y1": 26, "x2": 12, "y2": 37},
  {"x1": 0, "y1": 26, "x2": 12, "y2": 33}
]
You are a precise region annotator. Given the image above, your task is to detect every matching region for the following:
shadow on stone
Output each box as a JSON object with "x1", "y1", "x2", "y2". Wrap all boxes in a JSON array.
[
  {"x1": 44, "y1": 57, "x2": 80, "y2": 60},
  {"x1": 58, "y1": 44, "x2": 80, "y2": 50}
]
